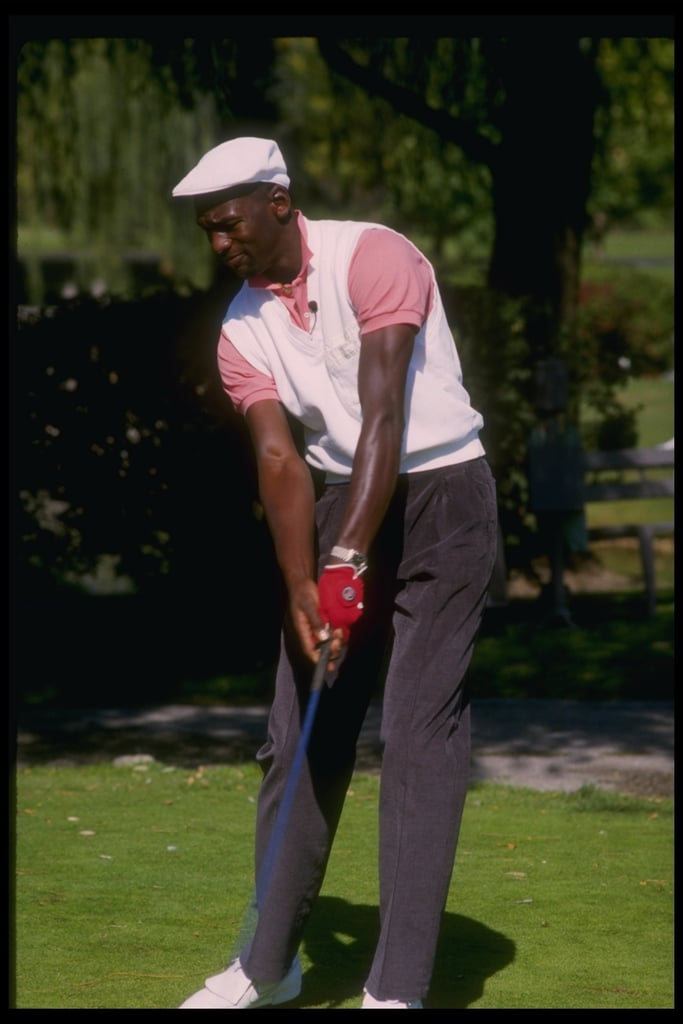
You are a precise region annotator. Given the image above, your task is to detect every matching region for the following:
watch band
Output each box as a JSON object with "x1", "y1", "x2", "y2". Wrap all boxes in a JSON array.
[{"x1": 330, "y1": 545, "x2": 369, "y2": 576}]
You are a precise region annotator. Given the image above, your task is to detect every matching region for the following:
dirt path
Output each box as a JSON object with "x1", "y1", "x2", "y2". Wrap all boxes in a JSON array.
[{"x1": 15, "y1": 698, "x2": 673, "y2": 800}]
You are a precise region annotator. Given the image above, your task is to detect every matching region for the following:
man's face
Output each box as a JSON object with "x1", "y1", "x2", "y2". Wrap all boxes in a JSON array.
[{"x1": 195, "y1": 185, "x2": 289, "y2": 281}]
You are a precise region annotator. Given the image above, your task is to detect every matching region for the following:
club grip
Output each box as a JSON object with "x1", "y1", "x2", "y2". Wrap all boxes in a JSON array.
[{"x1": 311, "y1": 637, "x2": 332, "y2": 693}]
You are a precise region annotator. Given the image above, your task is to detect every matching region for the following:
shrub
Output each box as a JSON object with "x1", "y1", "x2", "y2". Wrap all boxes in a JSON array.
[
  {"x1": 574, "y1": 267, "x2": 674, "y2": 382},
  {"x1": 569, "y1": 267, "x2": 673, "y2": 450}
]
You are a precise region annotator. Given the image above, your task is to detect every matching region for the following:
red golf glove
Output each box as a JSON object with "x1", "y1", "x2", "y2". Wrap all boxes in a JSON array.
[{"x1": 318, "y1": 565, "x2": 365, "y2": 642}]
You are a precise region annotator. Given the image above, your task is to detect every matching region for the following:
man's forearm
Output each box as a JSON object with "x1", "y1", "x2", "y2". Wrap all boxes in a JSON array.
[
  {"x1": 258, "y1": 455, "x2": 317, "y2": 589},
  {"x1": 332, "y1": 408, "x2": 404, "y2": 556},
  {"x1": 329, "y1": 323, "x2": 413, "y2": 559}
]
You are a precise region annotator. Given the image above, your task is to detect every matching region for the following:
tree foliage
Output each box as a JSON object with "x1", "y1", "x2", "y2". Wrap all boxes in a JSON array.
[
  {"x1": 16, "y1": 33, "x2": 673, "y2": 309},
  {"x1": 590, "y1": 37, "x2": 674, "y2": 228},
  {"x1": 16, "y1": 38, "x2": 223, "y2": 294},
  {"x1": 13, "y1": 27, "x2": 674, "y2": 618}
]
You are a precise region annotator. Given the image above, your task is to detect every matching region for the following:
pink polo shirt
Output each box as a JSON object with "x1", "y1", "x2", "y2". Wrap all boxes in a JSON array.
[{"x1": 219, "y1": 214, "x2": 434, "y2": 414}]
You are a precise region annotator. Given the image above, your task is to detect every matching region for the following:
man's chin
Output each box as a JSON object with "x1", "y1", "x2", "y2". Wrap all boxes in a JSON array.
[
  {"x1": 222, "y1": 264, "x2": 247, "y2": 281},
  {"x1": 226, "y1": 259, "x2": 256, "y2": 280}
]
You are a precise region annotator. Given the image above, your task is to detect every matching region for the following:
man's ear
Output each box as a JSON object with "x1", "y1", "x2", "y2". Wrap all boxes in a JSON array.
[{"x1": 268, "y1": 185, "x2": 292, "y2": 221}]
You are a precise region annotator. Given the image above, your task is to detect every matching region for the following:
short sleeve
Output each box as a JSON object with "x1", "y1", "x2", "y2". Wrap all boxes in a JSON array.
[
  {"x1": 348, "y1": 228, "x2": 434, "y2": 334},
  {"x1": 217, "y1": 329, "x2": 280, "y2": 415}
]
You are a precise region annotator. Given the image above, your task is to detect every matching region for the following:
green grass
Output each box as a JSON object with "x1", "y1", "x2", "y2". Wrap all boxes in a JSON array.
[
  {"x1": 615, "y1": 374, "x2": 673, "y2": 449},
  {"x1": 593, "y1": 223, "x2": 673, "y2": 263},
  {"x1": 576, "y1": 539, "x2": 674, "y2": 596},
  {"x1": 13, "y1": 762, "x2": 673, "y2": 1009},
  {"x1": 583, "y1": 220, "x2": 674, "y2": 287},
  {"x1": 581, "y1": 373, "x2": 674, "y2": 460}
]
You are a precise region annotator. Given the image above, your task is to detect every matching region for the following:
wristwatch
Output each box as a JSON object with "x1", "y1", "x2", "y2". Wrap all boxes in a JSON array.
[{"x1": 330, "y1": 545, "x2": 369, "y2": 576}]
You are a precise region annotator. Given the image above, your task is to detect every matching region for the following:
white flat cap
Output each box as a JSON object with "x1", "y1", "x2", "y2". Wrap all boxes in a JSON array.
[{"x1": 172, "y1": 137, "x2": 290, "y2": 197}]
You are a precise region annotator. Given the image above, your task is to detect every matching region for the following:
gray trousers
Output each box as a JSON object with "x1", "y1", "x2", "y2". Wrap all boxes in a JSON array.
[{"x1": 242, "y1": 457, "x2": 498, "y2": 1001}]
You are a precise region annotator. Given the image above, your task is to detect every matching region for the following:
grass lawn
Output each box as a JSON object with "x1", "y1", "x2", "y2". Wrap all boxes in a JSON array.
[
  {"x1": 581, "y1": 373, "x2": 674, "y2": 460},
  {"x1": 13, "y1": 763, "x2": 673, "y2": 1010},
  {"x1": 583, "y1": 219, "x2": 674, "y2": 287}
]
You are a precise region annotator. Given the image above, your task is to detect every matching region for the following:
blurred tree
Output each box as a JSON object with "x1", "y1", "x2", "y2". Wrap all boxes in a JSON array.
[
  {"x1": 16, "y1": 38, "x2": 226, "y2": 298},
  {"x1": 292, "y1": 33, "x2": 672, "y2": 543},
  {"x1": 13, "y1": 25, "x2": 674, "y2": 614},
  {"x1": 589, "y1": 37, "x2": 674, "y2": 231},
  {"x1": 313, "y1": 34, "x2": 667, "y2": 356},
  {"x1": 16, "y1": 31, "x2": 673, "y2": 327}
]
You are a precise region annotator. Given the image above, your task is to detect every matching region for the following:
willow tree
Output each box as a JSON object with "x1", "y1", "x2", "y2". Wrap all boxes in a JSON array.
[{"x1": 15, "y1": 38, "x2": 227, "y2": 296}]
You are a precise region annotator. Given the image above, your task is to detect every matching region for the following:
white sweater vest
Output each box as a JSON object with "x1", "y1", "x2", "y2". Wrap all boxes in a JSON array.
[{"x1": 222, "y1": 217, "x2": 484, "y2": 481}]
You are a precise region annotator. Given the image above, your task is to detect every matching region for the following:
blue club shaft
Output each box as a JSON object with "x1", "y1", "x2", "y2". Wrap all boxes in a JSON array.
[{"x1": 255, "y1": 639, "x2": 331, "y2": 909}]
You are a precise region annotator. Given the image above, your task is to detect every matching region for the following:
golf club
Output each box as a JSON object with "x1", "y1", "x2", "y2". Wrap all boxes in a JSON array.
[{"x1": 231, "y1": 636, "x2": 332, "y2": 957}]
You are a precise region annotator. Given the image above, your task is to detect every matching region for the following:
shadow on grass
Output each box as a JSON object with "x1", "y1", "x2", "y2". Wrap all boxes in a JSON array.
[{"x1": 291, "y1": 895, "x2": 515, "y2": 1009}]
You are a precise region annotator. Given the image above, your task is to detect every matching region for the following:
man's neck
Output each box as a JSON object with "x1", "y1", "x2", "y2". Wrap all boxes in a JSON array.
[{"x1": 263, "y1": 216, "x2": 305, "y2": 285}]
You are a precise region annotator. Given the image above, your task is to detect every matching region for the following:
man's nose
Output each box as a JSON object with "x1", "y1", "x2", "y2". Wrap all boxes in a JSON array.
[{"x1": 210, "y1": 232, "x2": 231, "y2": 255}]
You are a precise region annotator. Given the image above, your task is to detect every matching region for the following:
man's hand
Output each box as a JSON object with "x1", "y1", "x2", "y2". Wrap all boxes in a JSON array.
[
  {"x1": 289, "y1": 578, "x2": 347, "y2": 671},
  {"x1": 317, "y1": 565, "x2": 365, "y2": 642}
]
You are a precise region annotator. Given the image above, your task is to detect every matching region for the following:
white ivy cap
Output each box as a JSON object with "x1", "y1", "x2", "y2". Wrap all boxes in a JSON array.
[{"x1": 172, "y1": 137, "x2": 290, "y2": 196}]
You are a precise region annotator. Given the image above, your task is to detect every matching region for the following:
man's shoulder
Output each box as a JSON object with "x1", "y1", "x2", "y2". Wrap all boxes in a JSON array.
[
  {"x1": 305, "y1": 215, "x2": 387, "y2": 232},
  {"x1": 304, "y1": 217, "x2": 398, "y2": 251}
]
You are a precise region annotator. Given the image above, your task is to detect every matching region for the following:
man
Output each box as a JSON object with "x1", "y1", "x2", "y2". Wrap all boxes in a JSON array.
[{"x1": 172, "y1": 137, "x2": 497, "y2": 1009}]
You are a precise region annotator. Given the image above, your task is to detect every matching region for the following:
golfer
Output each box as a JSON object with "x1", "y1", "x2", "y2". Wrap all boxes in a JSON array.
[{"x1": 173, "y1": 137, "x2": 497, "y2": 1009}]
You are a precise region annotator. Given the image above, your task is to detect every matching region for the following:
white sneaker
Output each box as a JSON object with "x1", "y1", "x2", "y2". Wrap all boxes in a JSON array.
[
  {"x1": 179, "y1": 955, "x2": 302, "y2": 1009},
  {"x1": 362, "y1": 988, "x2": 423, "y2": 1009}
]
